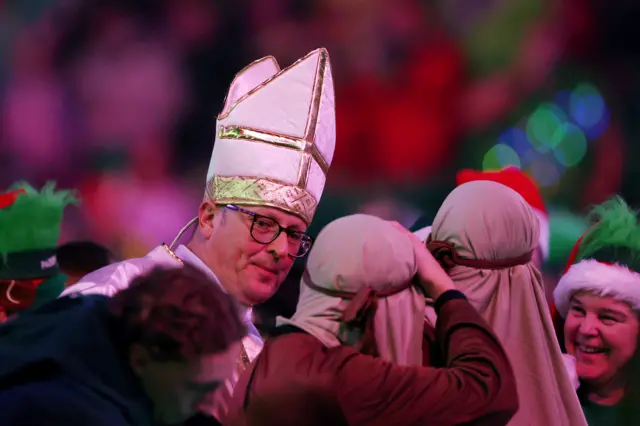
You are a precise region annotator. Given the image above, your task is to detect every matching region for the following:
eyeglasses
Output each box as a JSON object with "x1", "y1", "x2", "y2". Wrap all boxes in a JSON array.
[{"x1": 225, "y1": 205, "x2": 314, "y2": 258}]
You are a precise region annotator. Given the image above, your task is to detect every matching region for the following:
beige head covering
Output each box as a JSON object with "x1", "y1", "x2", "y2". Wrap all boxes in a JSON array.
[
  {"x1": 277, "y1": 214, "x2": 425, "y2": 366},
  {"x1": 428, "y1": 181, "x2": 586, "y2": 426}
]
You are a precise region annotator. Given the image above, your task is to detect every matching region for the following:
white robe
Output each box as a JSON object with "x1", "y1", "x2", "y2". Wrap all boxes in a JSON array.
[{"x1": 61, "y1": 244, "x2": 264, "y2": 415}]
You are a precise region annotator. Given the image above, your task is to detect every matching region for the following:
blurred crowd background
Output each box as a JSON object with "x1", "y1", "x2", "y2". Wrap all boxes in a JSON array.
[{"x1": 2, "y1": 0, "x2": 640, "y2": 317}]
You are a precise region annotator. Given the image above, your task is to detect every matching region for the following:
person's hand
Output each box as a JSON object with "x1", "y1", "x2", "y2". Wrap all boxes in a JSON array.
[{"x1": 389, "y1": 222, "x2": 456, "y2": 300}]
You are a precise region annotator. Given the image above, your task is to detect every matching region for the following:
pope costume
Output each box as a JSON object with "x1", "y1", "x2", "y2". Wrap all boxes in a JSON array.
[{"x1": 62, "y1": 48, "x2": 336, "y2": 421}]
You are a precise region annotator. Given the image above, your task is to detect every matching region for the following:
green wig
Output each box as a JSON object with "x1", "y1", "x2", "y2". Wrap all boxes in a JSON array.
[
  {"x1": 554, "y1": 196, "x2": 640, "y2": 318},
  {"x1": 575, "y1": 196, "x2": 640, "y2": 269},
  {"x1": 0, "y1": 182, "x2": 78, "y2": 279}
]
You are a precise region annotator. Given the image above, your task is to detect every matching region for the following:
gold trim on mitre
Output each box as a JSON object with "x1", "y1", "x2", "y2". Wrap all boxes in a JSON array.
[
  {"x1": 218, "y1": 49, "x2": 327, "y2": 121},
  {"x1": 206, "y1": 176, "x2": 318, "y2": 224},
  {"x1": 207, "y1": 48, "x2": 334, "y2": 225},
  {"x1": 217, "y1": 126, "x2": 330, "y2": 176},
  {"x1": 220, "y1": 56, "x2": 280, "y2": 115}
]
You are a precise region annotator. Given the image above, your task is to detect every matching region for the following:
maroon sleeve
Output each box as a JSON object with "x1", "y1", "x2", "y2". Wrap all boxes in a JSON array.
[{"x1": 333, "y1": 299, "x2": 519, "y2": 426}]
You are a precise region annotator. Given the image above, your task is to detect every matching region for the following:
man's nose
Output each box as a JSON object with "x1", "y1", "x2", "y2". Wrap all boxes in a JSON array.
[{"x1": 267, "y1": 231, "x2": 289, "y2": 260}]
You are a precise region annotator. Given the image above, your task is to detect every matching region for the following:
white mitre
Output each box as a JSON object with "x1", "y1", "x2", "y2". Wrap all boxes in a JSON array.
[{"x1": 205, "y1": 48, "x2": 335, "y2": 225}]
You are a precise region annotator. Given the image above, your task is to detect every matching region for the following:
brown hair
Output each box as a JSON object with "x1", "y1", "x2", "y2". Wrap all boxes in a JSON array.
[{"x1": 107, "y1": 265, "x2": 247, "y2": 361}]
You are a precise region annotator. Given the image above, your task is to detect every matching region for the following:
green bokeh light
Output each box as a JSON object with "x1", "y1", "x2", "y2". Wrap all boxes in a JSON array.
[
  {"x1": 483, "y1": 144, "x2": 521, "y2": 170},
  {"x1": 553, "y1": 123, "x2": 588, "y2": 167},
  {"x1": 526, "y1": 103, "x2": 567, "y2": 153}
]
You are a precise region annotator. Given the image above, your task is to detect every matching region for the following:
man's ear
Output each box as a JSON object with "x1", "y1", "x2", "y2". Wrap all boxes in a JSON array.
[
  {"x1": 197, "y1": 201, "x2": 222, "y2": 239},
  {"x1": 129, "y1": 343, "x2": 152, "y2": 376}
]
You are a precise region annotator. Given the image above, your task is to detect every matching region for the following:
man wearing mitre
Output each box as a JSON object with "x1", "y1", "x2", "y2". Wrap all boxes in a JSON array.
[{"x1": 61, "y1": 47, "x2": 337, "y2": 424}]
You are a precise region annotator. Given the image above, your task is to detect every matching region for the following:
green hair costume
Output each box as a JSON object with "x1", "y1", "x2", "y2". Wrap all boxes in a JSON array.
[
  {"x1": 554, "y1": 196, "x2": 640, "y2": 317},
  {"x1": 573, "y1": 197, "x2": 640, "y2": 269},
  {"x1": 0, "y1": 182, "x2": 78, "y2": 312}
]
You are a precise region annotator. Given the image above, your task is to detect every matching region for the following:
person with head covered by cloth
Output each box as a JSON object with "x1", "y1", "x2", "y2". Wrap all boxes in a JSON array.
[
  {"x1": 412, "y1": 166, "x2": 550, "y2": 270},
  {"x1": 425, "y1": 180, "x2": 587, "y2": 426},
  {"x1": 225, "y1": 214, "x2": 518, "y2": 426},
  {"x1": 61, "y1": 48, "x2": 337, "y2": 423}
]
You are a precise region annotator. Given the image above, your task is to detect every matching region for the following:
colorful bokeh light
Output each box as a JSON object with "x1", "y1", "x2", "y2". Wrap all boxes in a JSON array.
[
  {"x1": 481, "y1": 81, "x2": 610, "y2": 187},
  {"x1": 528, "y1": 154, "x2": 563, "y2": 187},
  {"x1": 525, "y1": 103, "x2": 567, "y2": 153},
  {"x1": 483, "y1": 144, "x2": 521, "y2": 170},
  {"x1": 570, "y1": 84, "x2": 605, "y2": 128},
  {"x1": 553, "y1": 123, "x2": 588, "y2": 167}
]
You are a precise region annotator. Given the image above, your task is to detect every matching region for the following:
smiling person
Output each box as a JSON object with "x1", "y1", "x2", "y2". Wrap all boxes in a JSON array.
[
  {"x1": 553, "y1": 197, "x2": 640, "y2": 426},
  {"x1": 61, "y1": 47, "x2": 336, "y2": 423},
  {"x1": 0, "y1": 266, "x2": 246, "y2": 426}
]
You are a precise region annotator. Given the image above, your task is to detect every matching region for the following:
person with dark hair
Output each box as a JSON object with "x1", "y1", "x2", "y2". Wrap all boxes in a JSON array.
[
  {"x1": 0, "y1": 266, "x2": 246, "y2": 426},
  {"x1": 56, "y1": 241, "x2": 117, "y2": 286}
]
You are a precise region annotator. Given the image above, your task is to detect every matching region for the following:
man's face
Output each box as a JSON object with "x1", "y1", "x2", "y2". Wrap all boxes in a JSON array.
[
  {"x1": 200, "y1": 203, "x2": 305, "y2": 306},
  {"x1": 133, "y1": 342, "x2": 242, "y2": 425}
]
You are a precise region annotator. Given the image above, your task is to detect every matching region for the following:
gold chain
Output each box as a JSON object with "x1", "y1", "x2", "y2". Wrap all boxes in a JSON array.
[{"x1": 161, "y1": 244, "x2": 184, "y2": 265}]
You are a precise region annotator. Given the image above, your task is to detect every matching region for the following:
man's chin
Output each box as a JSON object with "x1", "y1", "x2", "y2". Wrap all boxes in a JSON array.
[
  {"x1": 240, "y1": 267, "x2": 284, "y2": 304},
  {"x1": 249, "y1": 287, "x2": 278, "y2": 305},
  {"x1": 244, "y1": 278, "x2": 280, "y2": 305}
]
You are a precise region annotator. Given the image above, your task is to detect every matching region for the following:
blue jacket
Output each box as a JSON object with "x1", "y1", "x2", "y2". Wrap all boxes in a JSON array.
[{"x1": 0, "y1": 295, "x2": 155, "y2": 426}]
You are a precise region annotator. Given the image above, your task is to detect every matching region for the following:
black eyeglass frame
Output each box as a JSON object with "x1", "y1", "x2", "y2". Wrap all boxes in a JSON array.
[{"x1": 225, "y1": 204, "x2": 314, "y2": 258}]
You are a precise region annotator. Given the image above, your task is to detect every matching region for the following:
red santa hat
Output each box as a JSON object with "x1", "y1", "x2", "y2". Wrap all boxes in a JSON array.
[
  {"x1": 553, "y1": 197, "x2": 640, "y2": 320},
  {"x1": 455, "y1": 166, "x2": 550, "y2": 260}
]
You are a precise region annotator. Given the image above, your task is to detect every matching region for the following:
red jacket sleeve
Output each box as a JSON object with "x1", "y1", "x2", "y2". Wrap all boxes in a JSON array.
[{"x1": 334, "y1": 299, "x2": 519, "y2": 426}]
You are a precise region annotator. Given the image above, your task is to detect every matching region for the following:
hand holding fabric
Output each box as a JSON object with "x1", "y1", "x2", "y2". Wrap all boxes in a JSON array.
[{"x1": 389, "y1": 221, "x2": 455, "y2": 300}]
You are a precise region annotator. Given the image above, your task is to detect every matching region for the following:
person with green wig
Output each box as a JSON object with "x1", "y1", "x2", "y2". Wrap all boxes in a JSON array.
[
  {"x1": 552, "y1": 197, "x2": 640, "y2": 426},
  {"x1": 0, "y1": 182, "x2": 77, "y2": 319}
]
